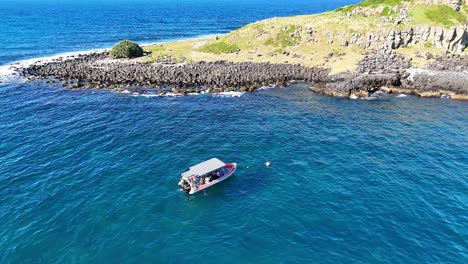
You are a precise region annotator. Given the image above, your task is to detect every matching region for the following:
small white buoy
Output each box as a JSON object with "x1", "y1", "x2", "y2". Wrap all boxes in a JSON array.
[{"x1": 265, "y1": 161, "x2": 271, "y2": 168}]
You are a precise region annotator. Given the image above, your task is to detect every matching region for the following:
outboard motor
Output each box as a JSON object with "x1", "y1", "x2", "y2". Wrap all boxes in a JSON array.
[{"x1": 182, "y1": 182, "x2": 191, "y2": 193}]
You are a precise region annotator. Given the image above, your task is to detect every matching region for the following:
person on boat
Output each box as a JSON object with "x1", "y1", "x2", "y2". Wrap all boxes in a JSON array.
[{"x1": 212, "y1": 170, "x2": 220, "y2": 180}]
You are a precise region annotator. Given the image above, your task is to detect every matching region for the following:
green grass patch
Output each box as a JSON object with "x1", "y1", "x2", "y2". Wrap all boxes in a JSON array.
[
  {"x1": 197, "y1": 41, "x2": 240, "y2": 54},
  {"x1": 276, "y1": 25, "x2": 301, "y2": 48},
  {"x1": 424, "y1": 43, "x2": 434, "y2": 48},
  {"x1": 463, "y1": 4, "x2": 468, "y2": 13},
  {"x1": 251, "y1": 23, "x2": 264, "y2": 33},
  {"x1": 264, "y1": 38, "x2": 274, "y2": 45},
  {"x1": 144, "y1": 44, "x2": 165, "y2": 53},
  {"x1": 262, "y1": 25, "x2": 301, "y2": 48},
  {"x1": 358, "y1": 0, "x2": 406, "y2": 7},
  {"x1": 381, "y1": 5, "x2": 398, "y2": 17},
  {"x1": 274, "y1": 48, "x2": 285, "y2": 54},
  {"x1": 381, "y1": 6, "x2": 390, "y2": 16},
  {"x1": 336, "y1": 0, "x2": 408, "y2": 13},
  {"x1": 424, "y1": 5, "x2": 467, "y2": 26},
  {"x1": 335, "y1": 5, "x2": 357, "y2": 13},
  {"x1": 382, "y1": 6, "x2": 402, "y2": 17}
]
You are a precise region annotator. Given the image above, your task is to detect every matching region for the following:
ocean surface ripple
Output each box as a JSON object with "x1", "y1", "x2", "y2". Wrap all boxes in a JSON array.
[
  {"x1": 0, "y1": 0, "x2": 467, "y2": 263},
  {"x1": 0, "y1": 84, "x2": 467, "y2": 263}
]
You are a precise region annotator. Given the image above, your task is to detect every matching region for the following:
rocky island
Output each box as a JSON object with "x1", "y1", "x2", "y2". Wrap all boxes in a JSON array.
[{"x1": 20, "y1": 0, "x2": 468, "y2": 100}]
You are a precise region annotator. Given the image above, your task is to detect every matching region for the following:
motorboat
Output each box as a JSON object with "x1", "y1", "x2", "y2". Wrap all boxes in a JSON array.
[{"x1": 178, "y1": 158, "x2": 237, "y2": 194}]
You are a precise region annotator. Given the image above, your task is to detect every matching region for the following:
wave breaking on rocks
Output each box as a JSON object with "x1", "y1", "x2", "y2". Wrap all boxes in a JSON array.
[{"x1": 17, "y1": 49, "x2": 468, "y2": 100}]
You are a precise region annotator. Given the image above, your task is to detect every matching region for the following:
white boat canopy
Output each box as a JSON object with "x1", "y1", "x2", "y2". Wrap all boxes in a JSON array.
[{"x1": 182, "y1": 158, "x2": 226, "y2": 179}]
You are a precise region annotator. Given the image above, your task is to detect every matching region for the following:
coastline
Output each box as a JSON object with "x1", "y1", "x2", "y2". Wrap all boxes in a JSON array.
[
  {"x1": 4, "y1": 1, "x2": 468, "y2": 263},
  {"x1": 11, "y1": 1, "x2": 468, "y2": 101},
  {"x1": 17, "y1": 46, "x2": 468, "y2": 101},
  {"x1": 0, "y1": 33, "x2": 221, "y2": 80}
]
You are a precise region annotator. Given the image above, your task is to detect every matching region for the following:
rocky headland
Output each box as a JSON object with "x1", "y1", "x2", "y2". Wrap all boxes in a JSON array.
[{"x1": 18, "y1": 0, "x2": 468, "y2": 100}]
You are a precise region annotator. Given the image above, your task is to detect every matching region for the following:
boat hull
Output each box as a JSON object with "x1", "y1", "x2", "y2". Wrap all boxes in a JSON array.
[{"x1": 188, "y1": 163, "x2": 237, "y2": 195}]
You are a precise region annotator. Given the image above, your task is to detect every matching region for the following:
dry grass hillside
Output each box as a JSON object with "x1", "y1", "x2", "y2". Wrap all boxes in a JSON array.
[{"x1": 142, "y1": 0, "x2": 468, "y2": 74}]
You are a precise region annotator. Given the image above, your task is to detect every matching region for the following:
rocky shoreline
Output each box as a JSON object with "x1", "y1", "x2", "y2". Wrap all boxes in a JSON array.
[
  {"x1": 315, "y1": 49, "x2": 468, "y2": 100},
  {"x1": 19, "y1": 52, "x2": 329, "y2": 93},
  {"x1": 18, "y1": 49, "x2": 468, "y2": 100}
]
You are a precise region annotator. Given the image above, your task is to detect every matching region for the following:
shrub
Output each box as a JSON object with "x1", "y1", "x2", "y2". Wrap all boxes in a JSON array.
[
  {"x1": 110, "y1": 40, "x2": 144, "y2": 59},
  {"x1": 197, "y1": 41, "x2": 240, "y2": 54}
]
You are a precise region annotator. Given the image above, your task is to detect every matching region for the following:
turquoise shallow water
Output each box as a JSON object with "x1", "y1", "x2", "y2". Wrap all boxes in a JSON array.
[
  {"x1": 1, "y1": 0, "x2": 468, "y2": 263},
  {"x1": 1, "y1": 83, "x2": 467, "y2": 263}
]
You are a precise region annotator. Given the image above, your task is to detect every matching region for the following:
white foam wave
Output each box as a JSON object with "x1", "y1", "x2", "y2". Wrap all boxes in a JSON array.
[
  {"x1": 138, "y1": 94, "x2": 162, "y2": 97},
  {"x1": 165, "y1": 92, "x2": 183, "y2": 97},
  {"x1": 0, "y1": 64, "x2": 15, "y2": 77},
  {"x1": 360, "y1": 90, "x2": 385, "y2": 100},
  {"x1": 131, "y1": 92, "x2": 192, "y2": 97},
  {"x1": 258, "y1": 86, "x2": 275, "y2": 91},
  {"x1": 130, "y1": 93, "x2": 162, "y2": 97},
  {"x1": 213, "y1": 91, "x2": 244, "y2": 97},
  {"x1": 0, "y1": 48, "x2": 107, "y2": 83},
  {"x1": 396, "y1": 94, "x2": 407, "y2": 98}
]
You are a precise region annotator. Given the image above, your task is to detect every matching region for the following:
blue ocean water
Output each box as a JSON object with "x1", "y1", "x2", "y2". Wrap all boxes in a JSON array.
[
  {"x1": 0, "y1": 0, "x2": 356, "y2": 65},
  {"x1": 0, "y1": 0, "x2": 467, "y2": 263}
]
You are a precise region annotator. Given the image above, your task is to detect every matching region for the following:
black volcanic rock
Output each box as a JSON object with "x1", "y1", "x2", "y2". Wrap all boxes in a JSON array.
[{"x1": 21, "y1": 53, "x2": 330, "y2": 91}]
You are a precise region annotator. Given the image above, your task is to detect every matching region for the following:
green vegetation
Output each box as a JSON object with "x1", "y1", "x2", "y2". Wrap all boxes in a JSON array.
[
  {"x1": 264, "y1": 38, "x2": 274, "y2": 45},
  {"x1": 264, "y1": 25, "x2": 301, "y2": 48},
  {"x1": 336, "y1": 0, "x2": 409, "y2": 13},
  {"x1": 424, "y1": 42, "x2": 434, "y2": 48},
  {"x1": 147, "y1": 44, "x2": 165, "y2": 52},
  {"x1": 380, "y1": 6, "x2": 398, "y2": 17},
  {"x1": 197, "y1": 41, "x2": 240, "y2": 54},
  {"x1": 381, "y1": 6, "x2": 391, "y2": 16},
  {"x1": 357, "y1": 0, "x2": 407, "y2": 7},
  {"x1": 251, "y1": 23, "x2": 265, "y2": 33},
  {"x1": 424, "y1": 5, "x2": 467, "y2": 26},
  {"x1": 277, "y1": 25, "x2": 301, "y2": 47},
  {"x1": 140, "y1": 0, "x2": 467, "y2": 73},
  {"x1": 335, "y1": 5, "x2": 358, "y2": 13},
  {"x1": 110, "y1": 40, "x2": 144, "y2": 59}
]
